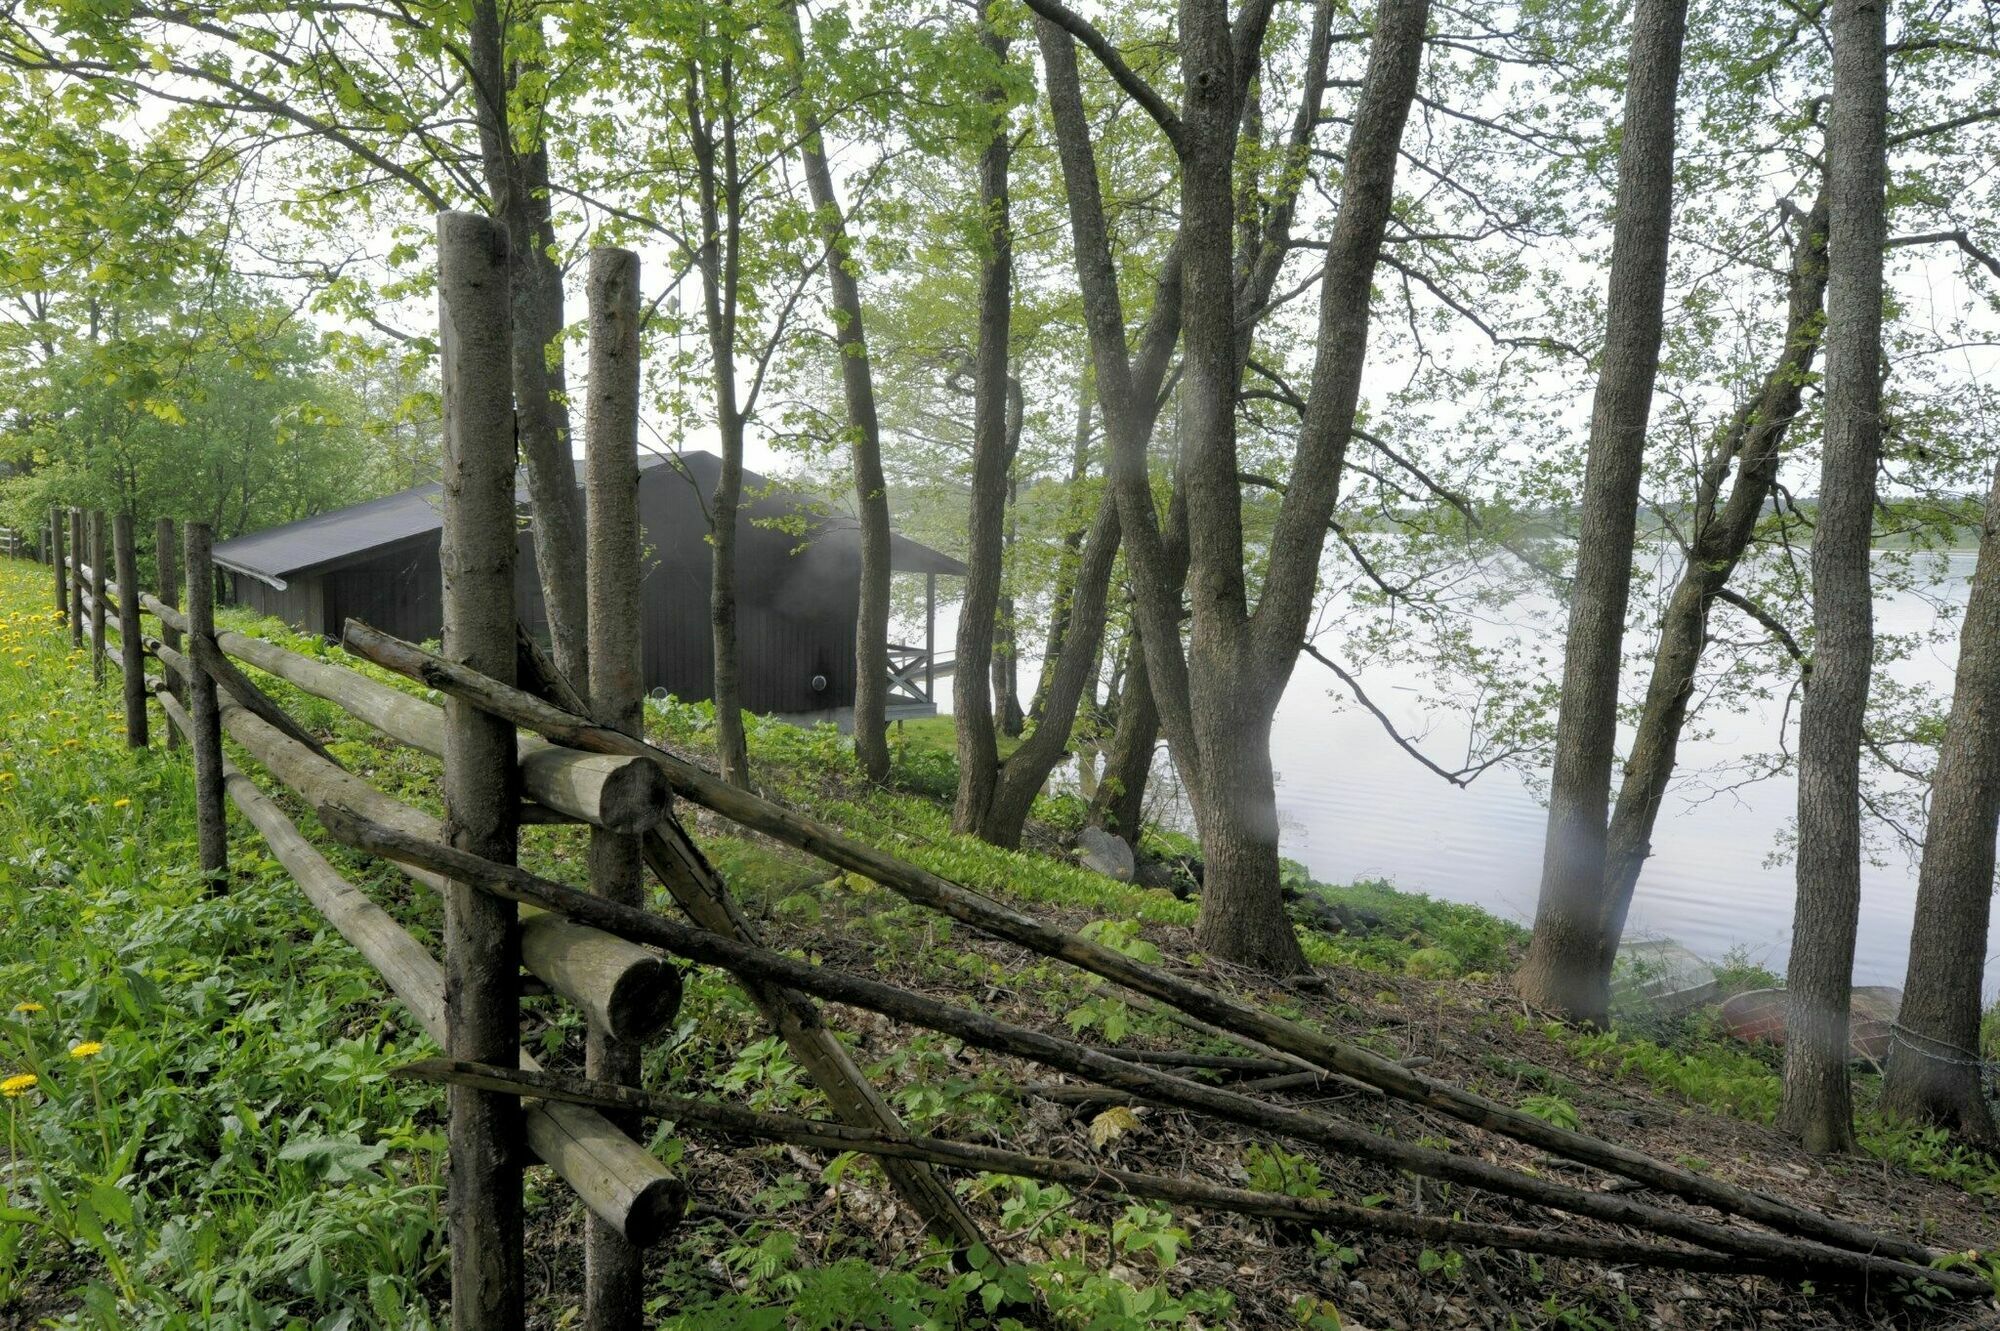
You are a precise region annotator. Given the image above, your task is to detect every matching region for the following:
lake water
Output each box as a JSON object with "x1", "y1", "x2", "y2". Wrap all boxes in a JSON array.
[{"x1": 921, "y1": 550, "x2": 1997, "y2": 996}]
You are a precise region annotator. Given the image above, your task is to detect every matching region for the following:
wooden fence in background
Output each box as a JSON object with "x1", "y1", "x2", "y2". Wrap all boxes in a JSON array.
[{"x1": 38, "y1": 208, "x2": 1991, "y2": 1324}]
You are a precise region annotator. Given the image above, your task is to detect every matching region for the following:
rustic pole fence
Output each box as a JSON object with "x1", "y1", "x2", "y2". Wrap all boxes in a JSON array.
[
  {"x1": 66, "y1": 510, "x2": 83, "y2": 649},
  {"x1": 143, "y1": 634, "x2": 681, "y2": 1043},
  {"x1": 343, "y1": 619, "x2": 1958, "y2": 1272},
  {"x1": 516, "y1": 636, "x2": 994, "y2": 1255},
  {"x1": 142, "y1": 679, "x2": 684, "y2": 1243},
  {"x1": 184, "y1": 522, "x2": 228, "y2": 881},
  {"x1": 50, "y1": 504, "x2": 66, "y2": 627},
  {"x1": 435, "y1": 208, "x2": 525, "y2": 1331},
  {"x1": 314, "y1": 808, "x2": 1988, "y2": 1297},
  {"x1": 582, "y1": 244, "x2": 647, "y2": 1329},
  {"x1": 156, "y1": 518, "x2": 181, "y2": 750},
  {"x1": 88, "y1": 512, "x2": 106, "y2": 685},
  {"x1": 112, "y1": 512, "x2": 148, "y2": 748},
  {"x1": 53, "y1": 517, "x2": 1987, "y2": 1307}
]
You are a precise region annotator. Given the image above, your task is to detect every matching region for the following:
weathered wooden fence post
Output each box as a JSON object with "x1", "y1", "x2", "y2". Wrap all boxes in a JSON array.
[
  {"x1": 185, "y1": 522, "x2": 229, "y2": 881},
  {"x1": 112, "y1": 512, "x2": 148, "y2": 747},
  {"x1": 88, "y1": 512, "x2": 106, "y2": 686},
  {"x1": 51, "y1": 504, "x2": 66, "y2": 628},
  {"x1": 67, "y1": 510, "x2": 84, "y2": 650},
  {"x1": 437, "y1": 209, "x2": 525, "y2": 1331},
  {"x1": 583, "y1": 245, "x2": 646, "y2": 1330},
  {"x1": 156, "y1": 519, "x2": 182, "y2": 750}
]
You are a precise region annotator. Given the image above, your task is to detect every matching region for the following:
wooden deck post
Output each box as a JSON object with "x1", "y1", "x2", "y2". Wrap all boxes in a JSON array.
[
  {"x1": 67, "y1": 510, "x2": 84, "y2": 649},
  {"x1": 583, "y1": 245, "x2": 646, "y2": 1330},
  {"x1": 88, "y1": 512, "x2": 106, "y2": 686},
  {"x1": 51, "y1": 504, "x2": 66, "y2": 628},
  {"x1": 112, "y1": 512, "x2": 148, "y2": 748},
  {"x1": 436, "y1": 209, "x2": 525, "y2": 1331},
  {"x1": 156, "y1": 518, "x2": 181, "y2": 750},
  {"x1": 185, "y1": 522, "x2": 228, "y2": 881},
  {"x1": 925, "y1": 571, "x2": 936, "y2": 700}
]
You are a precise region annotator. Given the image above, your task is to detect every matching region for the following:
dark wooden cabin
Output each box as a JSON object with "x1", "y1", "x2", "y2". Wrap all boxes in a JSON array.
[{"x1": 212, "y1": 451, "x2": 965, "y2": 717}]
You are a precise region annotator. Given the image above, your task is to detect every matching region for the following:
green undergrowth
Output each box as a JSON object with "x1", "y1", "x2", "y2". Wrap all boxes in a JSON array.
[
  {"x1": 0, "y1": 563, "x2": 450, "y2": 1328},
  {"x1": 6, "y1": 556, "x2": 1990, "y2": 1329},
  {"x1": 1536, "y1": 1011, "x2": 2000, "y2": 1201},
  {"x1": 652, "y1": 694, "x2": 1525, "y2": 981}
]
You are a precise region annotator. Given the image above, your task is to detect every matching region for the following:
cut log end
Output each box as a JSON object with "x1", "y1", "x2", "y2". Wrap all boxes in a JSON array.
[
  {"x1": 624, "y1": 1175, "x2": 690, "y2": 1249},
  {"x1": 582, "y1": 753, "x2": 670, "y2": 833},
  {"x1": 608, "y1": 953, "x2": 685, "y2": 1044},
  {"x1": 518, "y1": 913, "x2": 684, "y2": 1045},
  {"x1": 524, "y1": 1098, "x2": 689, "y2": 1248}
]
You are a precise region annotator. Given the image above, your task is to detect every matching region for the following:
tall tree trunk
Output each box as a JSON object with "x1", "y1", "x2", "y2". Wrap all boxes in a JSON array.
[
  {"x1": 1029, "y1": 384, "x2": 1095, "y2": 727},
  {"x1": 1514, "y1": 0, "x2": 1690, "y2": 1025},
  {"x1": 1879, "y1": 455, "x2": 2000, "y2": 1145},
  {"x1": 975, "y1": 500, "x2": 1121, "y2": 848},
  {"x1": 783, "y1": 0, "x2": 894, "y2": 782},
  {"x1": 1090, "y1": 617, "x2": 1159, "y2": 838},
  {"x1": 1781, "y1": 0, "x2": 1888, "y2": 1153},
  {"x1": 688, "y1": 59, "x2": 752, "y2": 788},
  {"x1": 466, "y1": 0, "x2": 590, "y2": 685},
  {"x1": 1181, "y1": 0, "x2": 1425, "y2": 973},
  {"x1": 994, "y1": 468, "x2": 1025, "y2": 738},
  {"x1": 952, "y1": 23, "x2": 1015, "y2": 837},
  {"x1": 1595, "y1": 193, "x2": 1831, "y2": 976}
]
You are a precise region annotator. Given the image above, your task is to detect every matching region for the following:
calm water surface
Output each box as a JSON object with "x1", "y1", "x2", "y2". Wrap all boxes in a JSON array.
[{"x1": 924, "y1": 551, "x2": 1996, "y2": 995}]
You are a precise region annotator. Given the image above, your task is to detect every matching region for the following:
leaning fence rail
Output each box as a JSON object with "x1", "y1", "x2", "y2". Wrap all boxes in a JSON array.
[{"x1": 36, "y1": 208, "x2": 1995, "y2": 1320}]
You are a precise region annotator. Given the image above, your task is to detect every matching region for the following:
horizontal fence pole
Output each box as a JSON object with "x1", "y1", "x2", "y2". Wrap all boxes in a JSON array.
[
  {"x1": 146, "y1": 683, "x2": 685, "y2": 1246},
  {"x1": 340, "y1": 619, "x2": 1937, "y2": 1270},
  {"x1": 146, "y1": 638, "x2": 681, "y2": 1044},
  {"x1": 517, "y1": 624, "x2": 993, "y2": 1252},
  {"x1": 137, "y1": 591, "x2": 663, "y2": 834},
  {"x1": 82, "y1": 565, "x2": 335, "y2": 764},
  {"x1": 313, "y1": 804, "x2": 1989, "y2": 1298}
]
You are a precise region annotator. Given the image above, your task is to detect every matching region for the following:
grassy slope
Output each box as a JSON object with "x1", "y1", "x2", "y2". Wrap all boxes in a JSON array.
[{"x1": 1, "y1": 556, "x2": 1997, "y2": 1329}]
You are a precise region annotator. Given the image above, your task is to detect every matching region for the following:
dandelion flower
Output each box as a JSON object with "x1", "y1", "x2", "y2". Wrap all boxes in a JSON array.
[
  {"x1": 112, "y1": 798, "x2": 130, "y2": 809},
  {"x1": 69, "y1": 1042, "x2": 103, "y2": 1060},
  {"x1": 1, "y1": 1074, "x2": 36, "y2": 1098},
  {"x1": 11, "y1": 1001, "x2": 43, "y2": 1015}
]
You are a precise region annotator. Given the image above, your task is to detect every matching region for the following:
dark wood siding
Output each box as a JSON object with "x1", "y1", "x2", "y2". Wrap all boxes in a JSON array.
[
  {"x1": 494, "y1": 465, "x2": 859, "y2": 713},
  {"x1": 225, "y1": 463, "x2": 875, "y2": 713},
  {"x1": 324, "y1": 535, "x2": 446, "y2": 646},
  {"x1": 229, "y1": 572, "x2": 321, "y2": 631}
]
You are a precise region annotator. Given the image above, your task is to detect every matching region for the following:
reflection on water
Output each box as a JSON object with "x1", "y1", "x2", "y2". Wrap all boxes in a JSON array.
[{"x1": 923, "y1": 550, "x2": 1998, "y2": 996}]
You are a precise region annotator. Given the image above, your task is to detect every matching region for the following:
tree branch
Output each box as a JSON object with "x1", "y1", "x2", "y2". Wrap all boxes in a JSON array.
[{"x1": 1018, "y1": 0, "x2": 1182, "y2": 148}]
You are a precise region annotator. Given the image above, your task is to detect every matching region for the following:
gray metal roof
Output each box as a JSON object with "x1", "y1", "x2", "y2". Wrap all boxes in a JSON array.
[
  {"x1": 212, "y1": 484, "x2": 446, "y2": 587},
  {"x1": 213, "y1": 450, "x2": 966, "y2": 586}
]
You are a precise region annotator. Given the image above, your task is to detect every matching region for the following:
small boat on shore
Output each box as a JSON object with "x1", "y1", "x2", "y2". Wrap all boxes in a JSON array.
[
  {"x1": 1611, "y1": 939, "x2": 1721, "y2": 1015},
  {"x1": 1719, "y1": 986, "x2": 1904, "y2": 1062}
]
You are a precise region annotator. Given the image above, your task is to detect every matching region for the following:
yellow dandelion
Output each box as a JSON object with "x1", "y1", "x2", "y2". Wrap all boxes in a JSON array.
[
  {"x1": 69, "y1": 1042, "x2": 103, "y2": 1060},
  {"x1": 1, "y1": 1074, "x2": 36, "y2": 1098},
  {"x1": 11, "y1": 1001, "x2": 43, "y2": 1015},
  {"x1": 112, "y1": 798, "x2": 130, "y2": 809}
]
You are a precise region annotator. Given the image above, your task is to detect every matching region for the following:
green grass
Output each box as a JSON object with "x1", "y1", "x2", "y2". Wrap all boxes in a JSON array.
[
  {"x1": 1548, "y1": 1013, "x2": 2000, "y2": 1198},
  {"x1": 0, "y1": 564, "x2": 1273, "y2": 1328},
  {"x1": 889, "y1": 714, "x2": 1024, "y2": 761},
  {"x1": 0, "y1": 562, "x2": 450, "y2": 1328}
]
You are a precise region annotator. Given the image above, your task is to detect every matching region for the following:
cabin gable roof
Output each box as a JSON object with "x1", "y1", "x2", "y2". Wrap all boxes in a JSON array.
[{"x1": 213, "y1": 451, "x2": 966, "y2": 587}]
